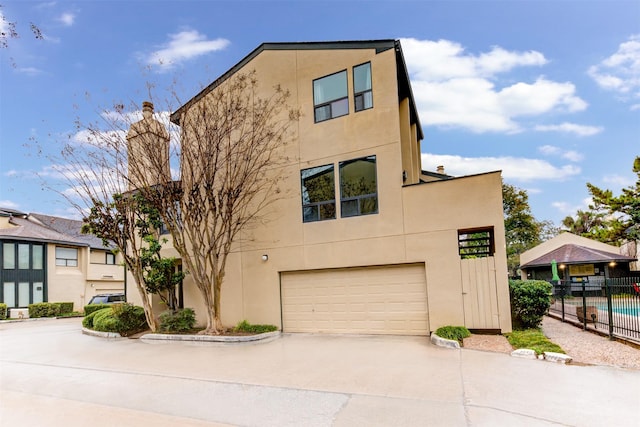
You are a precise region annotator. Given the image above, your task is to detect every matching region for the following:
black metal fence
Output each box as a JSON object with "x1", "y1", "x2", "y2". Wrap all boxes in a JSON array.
[{"x1": 549, "y1": 277, "x2": 640, "y2": 343}]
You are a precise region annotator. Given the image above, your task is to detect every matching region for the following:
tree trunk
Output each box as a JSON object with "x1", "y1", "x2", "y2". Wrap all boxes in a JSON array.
[{"x1": 132, "y1": 268, "x2": 158, "y2": 332}]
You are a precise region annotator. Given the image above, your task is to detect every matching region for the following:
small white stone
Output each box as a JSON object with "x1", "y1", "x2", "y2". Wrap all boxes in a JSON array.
[
  {"x1": 511, "y1": 348, "x2": 537, "y2": 359},
  {"x1": 544, "y1": 352, "x2": 573, "y2": 364}
]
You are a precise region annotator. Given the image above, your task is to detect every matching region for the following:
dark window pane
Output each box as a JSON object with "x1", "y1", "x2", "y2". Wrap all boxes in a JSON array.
[
  {"x1": 339, "y1": 155, "x2": 378, "y2": 217},
  {"x1": 355, "y1": 90, "x2": 373, "y2": 112},
  {"x1": 301, "y1": 164, "x2": 336, "y2": 222},
  {"x1": 314, "y1": 105, "x2": 331, "y2": 122}
]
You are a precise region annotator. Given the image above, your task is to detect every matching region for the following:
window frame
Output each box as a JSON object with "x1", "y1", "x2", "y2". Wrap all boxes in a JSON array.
[
  {"x1": 457, "y1": 227, "x2": 495, "y2": 259},
  {"x1": 300, "y1": 163, "x2": 337, "y2": 223},
  {"x1": 353, "y1": 62, "x2": 373, "y2": 112},
  {"x1": 105, "y1": 252, "x2": 116, "y2": 265},
  {"x1": 55, "y1": 246, "x2": 79, "y2": 267},
  {"x1": 339, "y1": 155, "x2": 379, "y2": 218},
  {"x1": 313, "y1": 69, "x2": 349, "y2": 123}
]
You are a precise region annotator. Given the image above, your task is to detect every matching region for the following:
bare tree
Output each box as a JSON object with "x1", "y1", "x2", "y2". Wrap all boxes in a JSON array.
[
  {"x1": 42, "y1": 99, "x2": 176, "y2": 332},
  {"x1": 134, "y1": 72, "x2": 299, "y2": 334}
]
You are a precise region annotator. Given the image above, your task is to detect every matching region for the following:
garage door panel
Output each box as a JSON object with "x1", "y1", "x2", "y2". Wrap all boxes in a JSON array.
[{"x1": 281, "y1": 264, "x2": 428, "y2": 336}]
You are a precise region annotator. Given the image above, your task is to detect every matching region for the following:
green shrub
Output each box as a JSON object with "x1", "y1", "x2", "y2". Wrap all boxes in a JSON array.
[
  {"x1": 82, "y1": 304, "x2": 148, "y2": 336},
  {"x1": 93, "y1": 307, "x2": 119, "y2": 332},
  {"x1": 233, "y1": 320, "x2": 278, "y2": 334},
  {"x1": 82, "y1": 307, "x2": 111, "y2": 329},
  {"x1": 509, "y1": 279, "x2": 553, "y2": 329},
  {"x1": 56, "y1": 302, "x2": 74, "y2": 315},
  {"x1": 159, "y1": 308, "x2": 196, "y2": 333},
  {"x1": 28, "y1": 302, "x2": 61, "y2": 318},
  {"x1": 112, "y1": 303, "x2": 148, "y2": 336},
  {"x1": 84, "y1": 304, "x2": 111, "y2": 315},
  {"x1": 506, "y1": 329, "x2": 564, "y2": 355},
  {"x1": 0, "y1": 303, "x2": 7, "y2": 320},
  {"x1": 435, "y1": 326, "x2": 471, "y2": 343}
]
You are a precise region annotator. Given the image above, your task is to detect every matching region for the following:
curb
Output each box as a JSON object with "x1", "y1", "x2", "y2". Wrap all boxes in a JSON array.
[
  {"x1": 140, "y1": 330, "x2": 282, "y2": 344},
  {"x1": 430, "y1": 333, "x2": 460, "y2": 349},
  {"x1": 82, "y1": 327, "x2": 123, "y2": 339},
  {"x1": 510, "y1": 348, "x2": 573, "y2": 364}
]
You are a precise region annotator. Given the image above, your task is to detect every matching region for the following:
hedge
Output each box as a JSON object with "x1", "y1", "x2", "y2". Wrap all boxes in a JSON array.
[
  {"x1": 28, "y1": 302, "x2": 74, "y2": 318},
  {"x1": 0, "y1": 303, "x2": 7, "y2": 320},
  {"x1": 159, "y1": 308, "x2": 196, "y2": 333},
  {"x1": 82, "y1": 304, "x2": 148, "y2": 337},
  {"x1": 84, "y1": 304, "x2": 111, "y2": 315},
  {"x1": 509, "y1": 279, "x2": 552, "y2": 329}
]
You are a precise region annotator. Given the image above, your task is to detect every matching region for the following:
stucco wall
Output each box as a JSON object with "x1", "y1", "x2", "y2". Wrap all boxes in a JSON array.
[{"x1": 126, "y1": 45, "x2": 512, "y2": 333}]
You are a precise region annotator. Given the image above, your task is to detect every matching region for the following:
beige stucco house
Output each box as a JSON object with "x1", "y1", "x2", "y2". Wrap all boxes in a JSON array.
[
  {"x1": 0, "y1": 208, "x2": 124, "y2": 315},
  {"x1": 126, "y1": 40, "x2": 512, "y2": 335}
]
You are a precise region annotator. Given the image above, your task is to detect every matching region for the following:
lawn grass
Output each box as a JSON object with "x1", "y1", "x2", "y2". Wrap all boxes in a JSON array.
[{"x1": 506, "y1": 329, "x2": 565, "y2": 355}]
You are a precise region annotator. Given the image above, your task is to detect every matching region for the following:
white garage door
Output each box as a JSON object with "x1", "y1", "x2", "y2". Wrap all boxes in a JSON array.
[{"x1": 281, "y1": 263, "x2": 429, "y2": 335}]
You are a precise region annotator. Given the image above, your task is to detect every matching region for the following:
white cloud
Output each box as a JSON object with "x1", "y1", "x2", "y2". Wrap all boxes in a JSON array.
[
  {"x1": 421, "y1": 153, "x2": 581, "y2": 182},
  {"x1": 4, "y1": 170, "x2": 18, "y2": 177},
  {"x1": 552, "y1": 198, "x2": 592, "y2": 216},
  {"x1": 145, "y1": 29, "x2": 230, "y2": 71},
  {"x1": 400, "y1": 38, "x2": 589, "y2": 133},
  {"x1": 538, "y1": 145, "x2": 561, "y2": 155},
  {"x1": 534, "y1": 122, "x2": 603, "y2": 137},
  {"x1": 562, "y1": 150, "x2": 584, "y2": 162},
  {"x1": 16, "y1": 67, "x2": 44, "y2": 76},
  {"x1": 58, "y1": 12, "x2": 75, "y2": 26},
  {"x1": 603, "y1": 174, "x2": 635, "y2": 188},
  {"x1": 588, "y1": 34, "x2": 640, "y2": 104},
  {"x1": 538, "y1": 144, "x2": 584, "y2": 162},
  {"x1": 0, "y1": 200, "x2": 20, "y2": 209}
]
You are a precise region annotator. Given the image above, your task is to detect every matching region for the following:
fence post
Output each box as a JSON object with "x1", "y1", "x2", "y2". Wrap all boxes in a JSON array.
[
  {"x1": 606, "y1": 278, "x2": 614, "y2": 340},
  {"x1": 581, "y1": 280, "x2": 587, "y2": 331},
  {"x1": 560, "y1": 280, "x2": 565, "y2": 322}
]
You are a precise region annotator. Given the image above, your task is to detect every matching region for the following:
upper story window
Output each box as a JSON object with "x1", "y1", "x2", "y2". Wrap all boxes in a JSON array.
[
  {"x1": 458, "y1": 228, "x2": 495, "y2": 259},
  {"x1": 301, "y1": 164, "x2": 336, "y2": 222},
  {"x1": 56, "y1": 247, "x2": 78, "y2": 267},
  {"x1": 313, "y1": 70, "x2": 349, "y2": 123},
  {"x1": 339, "y1": 155, "x2": 378, "y2": 217},
  {"x1": 106, "y1": 252, "x2": 116, "y2": 265},
  {"x1": 353, "y1": 62, "x2": 373, "y2": 112}
]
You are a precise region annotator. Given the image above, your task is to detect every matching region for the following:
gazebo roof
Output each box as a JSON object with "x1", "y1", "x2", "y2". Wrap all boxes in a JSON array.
[{"x1": 520, "y1": 244, "x2": 636, "y2": 268}]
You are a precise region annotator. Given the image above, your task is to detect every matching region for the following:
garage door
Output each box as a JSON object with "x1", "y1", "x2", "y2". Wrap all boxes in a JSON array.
[{"x1": 281, "y1": 263, "x2": 428, "y2": 335}]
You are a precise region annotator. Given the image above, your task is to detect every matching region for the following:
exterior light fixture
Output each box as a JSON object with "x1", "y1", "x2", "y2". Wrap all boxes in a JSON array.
[
  {"x1": 261, "y1": 254, "x2": 268, "y2": 262},
  {"x1": 559, "y1": 264, "x2": 565, "y2": 269},
  {"x1": 609, "y1": 261, "x2": 616, "y2": 267}
]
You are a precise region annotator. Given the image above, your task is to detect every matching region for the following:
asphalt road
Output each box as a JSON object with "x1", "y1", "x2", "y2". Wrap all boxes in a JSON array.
[{"x1": 1, "y1": 318, "x2": 639, "y2": 426}]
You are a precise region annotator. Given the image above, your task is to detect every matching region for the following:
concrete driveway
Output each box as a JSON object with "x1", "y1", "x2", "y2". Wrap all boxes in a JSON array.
[{"x1": 1, "y1": 318, "x2": 638, "y2": 426}]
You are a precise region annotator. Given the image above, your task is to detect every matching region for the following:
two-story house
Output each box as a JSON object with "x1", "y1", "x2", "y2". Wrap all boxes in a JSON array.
[
  {"x1": 0, "y1": 208, "x2": 124, "y2": 315},
  {"x1": 126, "y1": 40, "x2": 512, "y2": 335}
]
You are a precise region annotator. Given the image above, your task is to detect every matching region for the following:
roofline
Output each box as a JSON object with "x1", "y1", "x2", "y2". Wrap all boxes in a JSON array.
[
  {"x1": 521, "y1": 257, "x2": 636, "y2": 268},
  {"x1": 170, "y1": 39, "x2": 423, "y2": 140},
  {"x1": 405, "y1": 170, "x2": 503, "y2": 188},
  {"x1": 0, "y1": 236, "x2": 89, "y2": 247}
]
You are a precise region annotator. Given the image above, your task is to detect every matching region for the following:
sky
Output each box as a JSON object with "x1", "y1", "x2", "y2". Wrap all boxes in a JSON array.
[{"x1": 0, "y1": 0, "x2": 639, "y2": 226}]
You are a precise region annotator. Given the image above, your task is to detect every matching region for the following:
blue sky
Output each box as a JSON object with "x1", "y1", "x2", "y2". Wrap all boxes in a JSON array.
[{"x1": 1, "y1": 0, "x2": 639, "y2": 226}]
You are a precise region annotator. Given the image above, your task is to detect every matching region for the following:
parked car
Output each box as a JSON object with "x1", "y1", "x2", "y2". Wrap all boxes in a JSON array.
[{"x1": 87, "y1": 293, "x2": 125, "y2": 305}]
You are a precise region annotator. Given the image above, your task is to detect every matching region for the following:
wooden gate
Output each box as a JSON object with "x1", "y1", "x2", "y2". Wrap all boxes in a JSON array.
[{"x1": 460, "y1": 257, "x2": 500, "y2": 330}]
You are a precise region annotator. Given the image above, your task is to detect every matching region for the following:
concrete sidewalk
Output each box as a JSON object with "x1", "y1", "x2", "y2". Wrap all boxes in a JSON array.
[{"x1": 1, "y1": 318, "x2": 639, "y2": 426}]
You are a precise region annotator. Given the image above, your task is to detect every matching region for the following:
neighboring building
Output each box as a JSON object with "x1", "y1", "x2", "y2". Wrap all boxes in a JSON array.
[
  {"x1": 127, "y1": 40, "x2": 512, "y2": 334},
  {"x1": 0, "y1": 208, "x2": 124, "y2": 314},
  {"x1": 519, "y1": 232, "x2": 637, "y2": 284}
]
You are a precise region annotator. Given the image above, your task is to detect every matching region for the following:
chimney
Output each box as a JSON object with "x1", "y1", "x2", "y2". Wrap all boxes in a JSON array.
[
  {"x1": 126, "y1": 101, "x2": 171, "y2": 190},
  {"x1": 437, "y1": 165, "x2": 445, "y2": 174}
]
